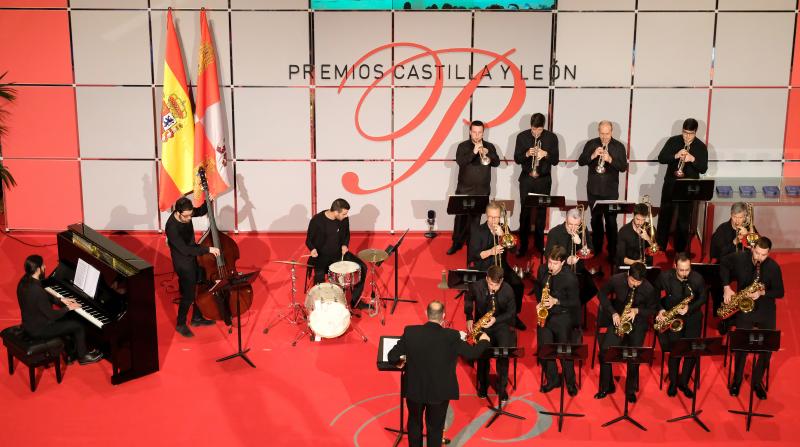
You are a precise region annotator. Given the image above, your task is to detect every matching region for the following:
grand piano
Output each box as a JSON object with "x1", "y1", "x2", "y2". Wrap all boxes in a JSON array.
[{"x1": 43, "y1": 223, "x2": 158, "y2": 385}]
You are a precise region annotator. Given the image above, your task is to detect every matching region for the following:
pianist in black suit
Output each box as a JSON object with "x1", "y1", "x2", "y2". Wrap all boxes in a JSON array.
[
  {"x1": 166, "y1": 197, "x2": 221, "y2": 338},
  {"x1": 17, "y1": 255, "x2": 102, "y2": 365}
]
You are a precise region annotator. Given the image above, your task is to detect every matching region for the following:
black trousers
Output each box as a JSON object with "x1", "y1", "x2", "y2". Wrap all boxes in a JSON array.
[
  {"x1": 29, "y1": 319, "x2": 89, "y2": 358},
  {"x1": 518, "y1": 176, "x2": 551, "y2": 253},
  {"x1": 656, "y1": 200, "x2": 692, "y2": 252},
  {"x1": 406, "y1": 400, "x2": 449, "y2": 447},
  {"x1": 599, "y1": 319, "x2": 648, "y2": 393},
  {"x1": 176, "y1": 266, "x2": 204, "y2": 326},
  {"x1": 732, "y1": 314, "x2": 775, "y2": 387},
  {"x1": 538, "y1": 312, "x2": 578, "y2": 386},
  {"x1": 588, "y1": 194, "x2": 618, "y2": 261},
  {"x1": 452, "y1": 214, "x2": 480, "y2": 246},
  {"x1": 499, "y1": 264, "x2": 524, "y2": 315},
  {"x1": 477, "y1": 326, "x2": 516, "y2": 398},
  {"x1": 658, "y1": 312, "x2": 702, "y2": 386},
  {"x1": 312, "y1": 252, "x2": 366, "y2": 306}
]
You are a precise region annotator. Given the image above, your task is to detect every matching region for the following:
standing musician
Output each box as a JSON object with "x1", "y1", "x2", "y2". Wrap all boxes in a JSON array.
[
  {"x1": 513, "y1": 113, "x2": 559, "y2": 257},
  {"x1": 654, "y1": 253, "x2": 706, "y2": 398},
  {"x1": 721, "y1": 237, "x2": 783, "y2": 400},
  {"x1": 655, "y1": 118, "x2": 708, "y2": 252},
  {"x1": 447, "y1": 120, "x2": 500, "y2": 255},
  {"x1": 578, "y1": 120, "x2": 628, "y2": 262},
  {"x1": 305, "y1": 198, "x2": 367, "y2": 309},
  {"x1": 389, "y1": 300, "x2": 490, "y2": 447},
  {"x1": 616, "y1": 203, "x2": 655, "y2": 269},
  {"x1": 165, "y1": 197, "x2": 220, "y2": 338},
  {"x1": 465, "y1": 265, "x2": 516, "y2": 402},
  {"x1": 545, "y1": 207, "x2": 598, "y2": 307},
  {"x1": 595, "y1": 262, "x2": 658, "y2": 403},
  {"x1": 709, "y1": 202, "x2": 749, "y2": 331},
  {"x1": 468, "y1": 201, "x2": 526, "y2": 330},
  {"x1": 532, "y1": 246, "x2": 581, "y2": 396}
]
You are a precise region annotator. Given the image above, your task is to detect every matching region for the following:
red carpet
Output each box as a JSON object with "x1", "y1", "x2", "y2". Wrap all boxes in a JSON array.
[{"x1": 0, "y1": 230, "x2": 797, "y2": 446}]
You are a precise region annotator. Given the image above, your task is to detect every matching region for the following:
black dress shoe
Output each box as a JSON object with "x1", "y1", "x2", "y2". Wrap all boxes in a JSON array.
[
  {"x1": 667, "y1": 383, "x2": 678, "y2": 397},
  {"x1": 567, "y1": 382, "x2": 578, "y2": 397},
  {"x1": 191, "y1": 316, "x2": 215, "y2": 327},
  {"x1": 626, "y1": 392, "x2": 637, "y2": 403},
  {"x1": 515, "y1": 317, "x2": 527, "y2": 331},
  {"x1": 754, "y1": 384, "x2": 767, "y2": 400},
  {"x1": 594, "y1": 390, "x2": 609, "y2": 399},
  {"x1": 679, "y1": 383, "x2": 695, "y2": 399},
  {"x1": 446, "y1": 243, "x2": 463, "y2": 255},
  {"x1": 477, "y1": 389, "x2": 488, "y2": 399},
  {"x1": 176, "y1": 324, "x2": 195, "y2": 338},
  {"x1": 78, "y1": 350, "x2": 103, "y2": 365},
  {"x1": 729, "y1": 382, "x2": 741, "y2": 397},
  {"x1": 542, "y1": 379, "x2": 562, "y2": 393}
]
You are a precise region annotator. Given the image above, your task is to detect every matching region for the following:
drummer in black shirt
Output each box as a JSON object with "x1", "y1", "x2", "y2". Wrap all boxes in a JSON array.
[
  {"x1": 306, "y1": 198, "x2": 366, "y2": 308},
  {"x1": 616, "y1": 203, "x2": 655, "y2": 269}
]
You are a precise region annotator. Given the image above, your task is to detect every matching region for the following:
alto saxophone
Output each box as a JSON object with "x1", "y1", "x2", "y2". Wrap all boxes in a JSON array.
[
  {"x1": 654, "y1": 283, "x2": 693, "y2": 333},
  {"x1": 536, "y1": 273, "x2": 551, "y2": 328},
  {"x1": 616, "y1": 286, "x2": 636, "y2": 337},
  {"x1": 717, "y1": 261, "x2": 763, "y2": 320},
  {"x1": 469, "y1": 293, "x2": 496, "y2": 344}
]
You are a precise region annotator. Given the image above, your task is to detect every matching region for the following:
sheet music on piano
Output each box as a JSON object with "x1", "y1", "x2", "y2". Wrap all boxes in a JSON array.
[{"x1": 75, "y1": 257, "x2": 101, "y2": 298}]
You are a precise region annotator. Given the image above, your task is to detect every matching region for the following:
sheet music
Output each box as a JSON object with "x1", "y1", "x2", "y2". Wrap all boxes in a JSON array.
[
  {"x1": 75, "y1": 258, "x2": 101, "y2": 298},
  {"x1": 382, "y1": 337, "x2": 401, "y2": 362}
]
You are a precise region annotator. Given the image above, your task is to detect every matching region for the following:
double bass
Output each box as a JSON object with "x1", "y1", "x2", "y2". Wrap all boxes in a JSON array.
[{"x1": 195, "y1": 168, "x2": 253, "y2": 325}]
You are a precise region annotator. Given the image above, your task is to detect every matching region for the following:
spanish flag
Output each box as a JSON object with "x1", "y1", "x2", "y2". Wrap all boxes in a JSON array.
[
  {"x1": 192, "y1": 9, "x2": 230, "y2": 204},
  {"x1": 158, "y1": 9, "x2": 194, "y2": 211}
]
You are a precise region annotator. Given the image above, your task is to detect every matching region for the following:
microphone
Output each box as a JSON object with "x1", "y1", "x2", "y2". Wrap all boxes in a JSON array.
[{"x1": 425, "y1": 210, "x2": 437, "y2": 239}]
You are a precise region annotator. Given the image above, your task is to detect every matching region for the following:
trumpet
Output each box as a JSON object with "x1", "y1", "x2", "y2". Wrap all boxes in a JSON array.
[
  {"x1": 654, "y1": 283, "x2": 693, "y2": 333},
  {"x1": 616, "y1": 285, "x2": 636, "y2": 337},
  {"x1": 675, "y1": 143, "x2": 690, "y2": 178},
  {"x1": 595, "y1": 144, "x2": 608, "y2": 174},
  {"x1": 742, "y1": 203, "x2": 760, "y2": 248},
  {"x1": 476, "y1": 140, "x2": 491, "y2": 166},
  {"x1": 536, "y1": 273, "x2": 551, "y2": 328},
  {"x1": 531, "y1": 138, "x2": 542, "y2": 177},
  {"x1": 717, "y1": 261, "x2": 762, "y2": 319},
  {"x1": 640, "y1": 195, "x2": 660, "y2": 256}
]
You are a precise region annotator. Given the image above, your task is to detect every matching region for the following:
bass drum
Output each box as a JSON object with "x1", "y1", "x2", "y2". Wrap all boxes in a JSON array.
[{"x1": 305, "y1": 283, "x2": 350, "y2": 338}]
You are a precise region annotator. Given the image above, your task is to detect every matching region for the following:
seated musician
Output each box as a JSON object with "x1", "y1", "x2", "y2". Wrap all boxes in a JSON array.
[
  {"x1": 709, "y1": 202, "x2": 749, "y2": 332},
  {"x1": 616, "y1": 203, "x2": 654, "y2": 269},
  {"x1": 532, "y1": 245, "x2": 580, "y2": 396},
  {"x1": 16, "y1": 255, "x2": 102, "y2": 365},
  {"x1": 305, "y1": 198, "x2": 366, "y2": 309},
  {"x1": 465, "y1": 265, "x2": 516, "y2": 403},
  {"x1": 654, "y1": 253, "x2": 706, "y2": 398},
  {"x1": 165, "y1": 197, "x2": 220, "y2": 338},
  {"x1": 544, "y1": 207, "x2": 597, "y2": 307},
  {"x1": 468, "y1": 201, "x2": 525, "y2": 330},
  {"x1": 595, "y1": 262, "x2": 657, "y2": 403}
]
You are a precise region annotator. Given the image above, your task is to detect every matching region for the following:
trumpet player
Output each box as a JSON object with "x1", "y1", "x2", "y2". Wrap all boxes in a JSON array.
[
  {"x1": 448, "y1": 120, "x2": 500, "y2": 255},
  {"x1": 544, "y1": 207, "x2": 598, "y2": 307},
  {"x1": 468, "y1": 201, "x2": 526, "y2": 329},
  {"x1": 655, "y1": 118, "x2": 708, "y2": 252},
  {"x1": 721, "y1": 237, "x2": 784, "y2": 399},
  {"x1": 513, "y1": 113, "x2": 559, "y2": 256},
  {"x1": 532, "y1": 246, "x2": 581, "y2": 396},
  {"x1": 578, "y1": 121, "x2": 628, "y2": 262},
  {"x1": 654, "y1": 253, "x2": 706, "y2": 398},
  {"x1": 616, "y1": 203, "x2": 655, "y2": 268},
  {"x1": 465, "y1": 266, "x2": 516, "y2": 402},
  {"x1": 596, "y1": 262, "x2": 658, "y2": 403}
]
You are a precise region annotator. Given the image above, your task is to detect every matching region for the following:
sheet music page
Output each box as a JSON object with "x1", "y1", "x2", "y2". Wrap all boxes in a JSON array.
[
  {"x1": 382, "y1": 337, "x2": 401, "y2": 362},
  {"x1": 75, "y1": 258, "x2": 101, "y2": 298},
  {"x1": 75, "y1": 258, "x2": 89, "y2": 290}
]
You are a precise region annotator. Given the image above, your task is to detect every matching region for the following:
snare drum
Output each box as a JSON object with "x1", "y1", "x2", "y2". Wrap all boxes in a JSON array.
[
  {"x1": 327, "y1": 260, "x2": 361, "y2": 288},
  {"x1": 305, "y1": 283, "x2": 350, "y2": 338}
]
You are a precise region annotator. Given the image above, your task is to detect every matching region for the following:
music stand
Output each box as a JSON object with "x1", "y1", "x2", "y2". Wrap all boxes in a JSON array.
[
  {"x1": 538, "y1": 343, "x2": 588, "y2": 432},
  {"x1": 444, "y1": 269, "x2": 486, "y2": 328},
  {"x1": 377, "y1": 229, "x2": 417, "y2": 314},
  {"x1": 601, "y1": 346, "x2": 654, "y2": 431},
  {"x1": 216, "y1": 271, "x2": 259, "y2": 368},
  {"x1": 669, "y1": 179, "x2": 715, "y2": 258},
  {"x1": 377, "y1": 336, "x2": 406, "y2": 447},
  {"x1": 592, "y1": 200, "x2": 635, "y2": 215},
  {"x1": 727, "y1": 329, "x2": 780, "y2": 431},
  {"x1": 482, "y1": 346, "x2": 526, "y2": 428},
  {"x1": 447, "y1": 195, "x2": 490, "y2": 267},
  {"x1": 690, "y1": 263, "x2": 719, "y2": 337},
  {"x1": 666, "y1": 337, "x2": 724, "y2": 432}
]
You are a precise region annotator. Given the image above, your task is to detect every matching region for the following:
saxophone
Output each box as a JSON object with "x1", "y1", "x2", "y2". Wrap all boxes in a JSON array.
[
  {"x1": 717, "y1": 261, "x2": 763, "y2": 319},
  {"x1": 615, "y1": 286, "x2": 636, "y2": 337},
  {"x1": 536, "y1": 273, "x2": 551, "y2": 328},
  {"x1": 468, "y1": 293, "x2": 496, "y2": 344},
  {"x1": 654, "y1": 283, "x2": 693, "y2": 333}
]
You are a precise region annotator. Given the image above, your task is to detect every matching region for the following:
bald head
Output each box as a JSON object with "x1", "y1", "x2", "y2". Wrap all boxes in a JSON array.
[
  {"x1": 426, "y1": 300, "x2": 445, "y2": 322},
  {"x1": 598, "y1": 121, "x2": 613, "y2": 144}
]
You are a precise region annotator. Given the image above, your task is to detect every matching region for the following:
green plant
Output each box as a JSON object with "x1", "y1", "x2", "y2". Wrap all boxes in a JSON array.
[{"x1": 0, "y1": 71, "x2": 17, "y2": 190}]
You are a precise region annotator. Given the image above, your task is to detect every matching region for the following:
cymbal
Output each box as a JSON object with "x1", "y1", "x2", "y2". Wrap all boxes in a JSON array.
[
  {"x1": 358, "y1": 248, "x2": 388, "y2": 263},
  {"x1": 272, "y1": 260, "x2": 312, "y2": 268}
]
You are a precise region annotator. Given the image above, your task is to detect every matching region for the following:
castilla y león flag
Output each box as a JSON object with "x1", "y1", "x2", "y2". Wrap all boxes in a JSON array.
[
  {"x1": 192, "y1": 9, "x2": 230, "y2": 204},
  {"x1": 158, "y1": 9, "x2": 195, "y2": 211}
]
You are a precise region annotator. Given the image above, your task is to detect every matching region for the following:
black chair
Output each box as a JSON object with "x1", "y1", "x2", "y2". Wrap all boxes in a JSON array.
[{"x1": 2, "y1": 325, "x2": 65, "y2": 392}]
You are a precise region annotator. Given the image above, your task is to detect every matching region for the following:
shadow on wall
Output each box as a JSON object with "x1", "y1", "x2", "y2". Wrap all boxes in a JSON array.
[
  {"x1": 269, "y1": 204, "x2": 310, "y2": 232},
  {"x1": 106, "y1": 173, "x2": 157, "y2": 231}
]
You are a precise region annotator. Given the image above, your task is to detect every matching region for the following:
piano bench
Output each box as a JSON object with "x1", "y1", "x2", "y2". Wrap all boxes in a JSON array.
[{"x1": 1, "y1": 325, "x2": 65, "y2": 392}]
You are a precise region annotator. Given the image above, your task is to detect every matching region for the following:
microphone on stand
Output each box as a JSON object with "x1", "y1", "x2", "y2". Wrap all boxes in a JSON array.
[{"x1": 425, "y1": 210, "x2": 437, "y2": 239}]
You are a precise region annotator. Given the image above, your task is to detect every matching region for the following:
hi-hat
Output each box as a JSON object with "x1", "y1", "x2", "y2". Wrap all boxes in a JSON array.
[
  {"x1": 273, "y1": 260, "x2": 312, "y2": 268},
  {"x1": 358, "y1": 248, "x2": 388, "y2": 263}
]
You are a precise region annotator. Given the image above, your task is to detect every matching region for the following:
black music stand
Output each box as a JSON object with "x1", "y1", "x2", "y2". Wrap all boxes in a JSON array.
[
  {"x1": 483, "y1": 346, "x2": 526, "y2": 428},
  {"x1": 666, "y1": 337, "x2": 724, "y2": 432},
  {"x1": 690, "y1": 263, "x2": 719, "y2": 337},
  {"x1": 215, "y1": 271, "x2": 259, "y2": 368},
  {"x1": 444, "y1": 269, "x2": 486, "y2": 328},
  {"x1": 601, "y1": 346, "x2": 654, "y2": 431},
  {"x1": 524, "y1": 193, "x2": 565, "y2": 210},
  {"x1": 727, "y1": 329, "x2": 780, "y2": 431},
  {"x1": 538, "y1": 343, "x2": 588, "y2": 432},
  {"x1": 377, "y1": 336, "x2": 406, "y2": 447},
  {"x1": 447, "y1": 195, "x2": 489, "y2": 266},
  {"x1": 669, "y1": 179, "x2": 715, "y2": 258},
  {"x1": 377, "y1": 229, "x2": 417, "y2": 314},
  {"x1": 592, "y1": 200, "x2": 635, "y2": 215}
]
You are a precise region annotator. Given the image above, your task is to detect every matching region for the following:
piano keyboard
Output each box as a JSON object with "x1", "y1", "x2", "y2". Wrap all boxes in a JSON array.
[{"x1": 44, "y1": 285, "x2": 110, "y2": 329}]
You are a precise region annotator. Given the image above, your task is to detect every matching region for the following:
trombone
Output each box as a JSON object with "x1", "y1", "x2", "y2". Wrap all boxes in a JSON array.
[
  {"x1": 493, "y1": 203, "x2": 518, "y2": 267},
  {"x1": 640, "y1": 195, "x2": 660, "y2": 256},
  {"x1": 742, "y1": 202, "x2": 760, "y2": 247}
]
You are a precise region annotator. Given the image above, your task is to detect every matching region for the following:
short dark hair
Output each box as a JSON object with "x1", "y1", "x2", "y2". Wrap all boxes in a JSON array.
[
  {"x1": 530, "y1": 113, "x2": 546, "y2": 128},
  {"x1": 682, "y1": 118, "x2": 699, "y2": 132},
  {"x1": 487, "y1": 265, "x2": 504, "y2": 282},
  {"x1": 470, "y1": 120, "x2": 485, "y2": 129},
  {"x1": 633, "y1": 203, "x2": 649, "y2": 217},
  {"x1": 426, "y1": 300, "x2": 445, "y2": 321},
  {"x1": 755, "y1": 237, "x2": 772, "y2": 251},
  {"x1": 330, "y1": 198, "x2": 350, "y2": 212},
  {"x1": 174, "y1": 197, "x2": 193, "y2": 213},
  {"x1": 629, "y1": 262, "x2": 647, "y2": 281},
  {"x1": 547, "y1": 245, "x2": 567, "y2": 262},
  {"x1": 674, "y1": 252, "x2": 691, "y2": 265}
]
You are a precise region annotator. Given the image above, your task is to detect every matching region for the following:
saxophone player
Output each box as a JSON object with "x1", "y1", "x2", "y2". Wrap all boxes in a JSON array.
[
  {"x1": 616, "y1": 203, "x2": 655, "y2": 268},
  {"x1": 532, "y1": 246, "x2": 581, "y2": 396},
  {"x1": 721, "y1": 237, "x2": 784, "y2": 399},
  {"x1": 465, "y1": 265, "x2": 517, "y2": 402},
  {"x1": 544, "y1": 207, "x2": 597, "y2": 306},
  {"x1": 596, "y1": 262, "x2": 658, "y2": 403},
  {"x1": 710, "y1": 202, "x2": 750, "y2": 333},
  {"x1": 654, "y1": 253, "x2": 706, "y2": 398}
]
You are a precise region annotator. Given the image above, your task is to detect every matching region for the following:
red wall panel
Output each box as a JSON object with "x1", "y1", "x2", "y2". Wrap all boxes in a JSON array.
[
  {"x1": 783, "y1": 162, "x2": 800, "y2": 177},
  {"x1": 0, "y1": 10, "x2": 73, "y2": 84},
  {"x1": 1, "y1": 86, "x2": 78, "y2": 158},
  {"x1": 0, "y1": 1, "x2": 67, "y2": 6},
  {"x1": 784, "y1": 88, "x2": 800, "y2": 160},
  {"x1": 2, "y1": 159, "x2": 82, "y2": 230}
]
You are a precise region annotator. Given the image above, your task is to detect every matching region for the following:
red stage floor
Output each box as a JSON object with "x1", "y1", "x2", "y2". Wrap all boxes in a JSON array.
[{"x1": 0, "y1": 230, "x2": 797, "y2": 446}]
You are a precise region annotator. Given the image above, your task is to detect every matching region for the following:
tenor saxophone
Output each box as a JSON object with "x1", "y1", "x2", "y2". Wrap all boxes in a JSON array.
[
  {"x1": 468, "y1": 294, "x2": 496, "y2": 344},
  {"x1": 536, "y1": 273, "x2": 551, "y2": 328},
  {"x1": 654, "y1": 284, "x2": 693, "y2": 333},
  {"x1": 717, "y1": 261, "x2": 763, "y2": 319},
  {"x1": 616, "y1": 286, "x2": 636, "y2": 337}
]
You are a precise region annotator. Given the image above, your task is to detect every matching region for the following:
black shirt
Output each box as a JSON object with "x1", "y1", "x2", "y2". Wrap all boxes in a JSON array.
[
  {"x1": 17, "y1": 277, "x2": 67, "y2": 334},
  {"x1": 720, "y1": 252, "x2": 784, "y2": 302},
  {"x1": 165, "y1": 203, "x2": 210, "y2": 273},
  {"x1": 545, "y1": 222, "x2": 593, "y2": 272},
  {"x1": 658, "y1": 135, "x2": 709, "y2": 191},
  {"x1": 598, "y1": 272, "x2": 658, "y2": 318},
  {"x1": 577, "y1": 137, "x2": 628, "y2": 198},
  {"x1": 710, "y1": 220, "x2": 744, "y2": 263},
  {"x1": 305, "y1": 211, "x2": 351, "y2": 259},
  {"x1": 468, "y1": 222, "x2": 504, "y2": 271},
  {"x1": 455, "y1": 139, "x2": 500, "y2": 195},
  {"x1": 465, "y1": 280, "x2": 516, "y2": 327},
  {"x1": 531, "y1": 264, "x2": 580, "y2": 315},
  {"x1": 616, "y1": 222, "x2": 653, "y2": 267},
  {"x1": 655, "y1": 269, "x2": 706, "y2": 315},
  {"x1": 513, "y1": 129, "x2": 559, "y2": 180}
]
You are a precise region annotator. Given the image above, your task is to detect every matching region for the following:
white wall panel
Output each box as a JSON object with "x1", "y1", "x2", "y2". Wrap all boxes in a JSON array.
[
  {"x1": 626, "y1": 161, "x2": 664, "y2": 205},
  {"x1": 77, "y1": 87, "x2": 155, "y2": 159},
  {"x1": 231, "y1": 11, "x2": 309, "y2": 86},
  {"x1": 558, "y1": 0, "x2": 635, "y2": 9},
  {"x1": 151, "y1": 0, "x2": 228, "y2": 8},
  {"x1": 158, "y1": 179, "x2": 236, "y2": 232},
  {"x1": 72, "y1": 11, "x2": 151, "y2": 85},
  {"x1": 233, "y1": 87, "x2": 310, "y2": 159},
  {"x1": 154, "y1": 87, "x2": 233, "y2": 158},
  {"x1": 235, "y1": 161, "x2": 311, "y2": 231},
  {"x1": 394, "y1": 87, "x2": 467, "y2": 160},
  {"x1": 232, "y1": 0, "x2": 307, "y2": 8},
  {"x1": 630, "y1": 89, "x2": 708, "y2": 160},
  {"x1": 638, "y1": 0, "x2": 716, "y2": 9},
  {"x1": 315, "y1": 87, "x2": 391, "y2": 160},
  {"x1": 394, "y1": 161, "x2": 457, "y2": 231},
  {"x1": 708, "y1": 89, "x2": 787, "y2": 161},
  {"x1": 552, "y1": 88, "x2": 630, "y2": 160},
  {"x1": 718, "y1": 0, "x2": 796, "y2": 10},
  {"x1": 315, "y1": 162, "x2": 392, "y2": 231},
  {"x1": 81, "y1": 160, "x2": 159, "y2": 230},
  {"x1": 705, "y1": 161, "x2": 783, "y2": 178},
  {"x1": 472, "y1": 88, "x2": 551, "y2": 162}
]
